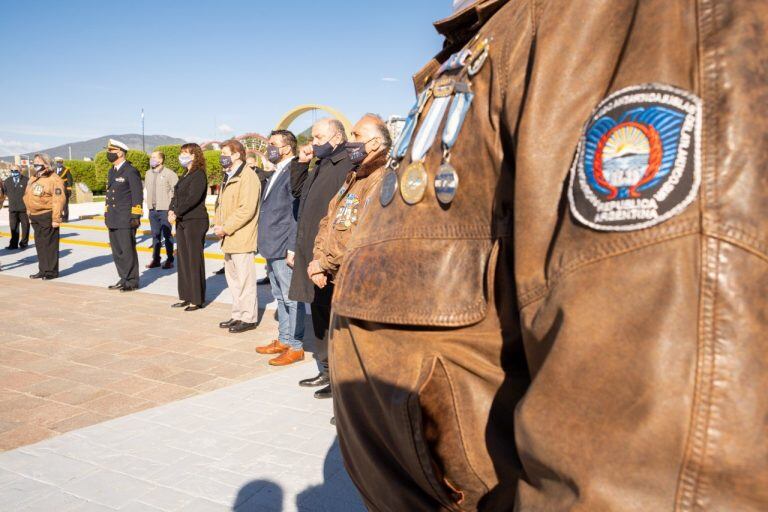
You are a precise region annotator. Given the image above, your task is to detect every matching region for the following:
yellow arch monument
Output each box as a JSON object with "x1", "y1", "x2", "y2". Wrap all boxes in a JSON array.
[{"x1": 275, "y1": 104, "x2": 353, "y2": 135}]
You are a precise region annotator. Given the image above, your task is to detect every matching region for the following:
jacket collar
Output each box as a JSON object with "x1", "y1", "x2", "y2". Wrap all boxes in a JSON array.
[{"x1": 223, "y1": 162, "x2": 245, "y2": 186}]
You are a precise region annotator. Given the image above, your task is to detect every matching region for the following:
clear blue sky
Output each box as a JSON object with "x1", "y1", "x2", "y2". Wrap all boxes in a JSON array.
[{"x1": 0, "y1": 0, "x2": 453, "y2": 155}]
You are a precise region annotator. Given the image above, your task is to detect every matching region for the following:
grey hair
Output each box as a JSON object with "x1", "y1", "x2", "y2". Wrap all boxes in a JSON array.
[
  {"x1": 316, "y1": 118, "x2": 347, "y2": 143},
  {"x1": 33, "y1": 153, "x2": 52, "y2": 168},
  {"x1": 363, "y1": 113, "x2": 393, "y2": 150}
]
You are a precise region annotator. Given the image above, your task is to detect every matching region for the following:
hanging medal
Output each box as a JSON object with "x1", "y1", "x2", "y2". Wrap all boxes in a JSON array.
[
  {"x1": 435, "y1": 88, "x2": 474, "y2": 205},
  {"x1": 381, "y1": 87, "x2": 432, "y2": 206},
  {"x1": 401, "y1": 93, "x2": 451, "y2": 205}
]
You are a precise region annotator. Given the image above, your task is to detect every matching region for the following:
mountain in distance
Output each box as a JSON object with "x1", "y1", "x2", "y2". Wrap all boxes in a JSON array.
[{"x1": 1, "y1": 134, "x2": 187, "y2": 161}]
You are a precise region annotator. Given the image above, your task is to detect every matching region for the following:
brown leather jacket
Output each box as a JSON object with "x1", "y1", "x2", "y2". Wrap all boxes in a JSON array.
[
  {"x1": 23, "y1": 172, "x2": 66, "y2": 223},
  {"x1": 314, "y1": 161, "x2": 386, "y2": 277},
  {"x1": 333, "y1": 0, "x2": 768, "y2": 510}
]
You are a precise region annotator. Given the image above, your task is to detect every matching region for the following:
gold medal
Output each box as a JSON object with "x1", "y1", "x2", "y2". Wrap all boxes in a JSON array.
[{"x1": 400, "y1": 161, "x2": 428, "y2": 205}]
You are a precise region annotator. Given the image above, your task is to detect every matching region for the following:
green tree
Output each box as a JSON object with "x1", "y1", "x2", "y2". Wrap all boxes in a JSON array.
[
  {"x1": 155, "y1": 145, "x2": 183, "y2": 174},
  {"x1": 204, "y1": 150, "x2": 223, "y2": 186},
  {"x1": 63, "y1": 160, "x2": 100, "y2": 193},
  {"x1": 93, "y1": 149, "x2": 150, "y2": 190}
]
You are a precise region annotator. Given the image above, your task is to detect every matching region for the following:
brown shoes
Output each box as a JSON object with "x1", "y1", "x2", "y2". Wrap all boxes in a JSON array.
[
  {"x1": 269, "y1": 349, "x2": 305, "y2": 366},
  {"x1": 255, "y1": 339, "x2": 289, "y2": 355}
]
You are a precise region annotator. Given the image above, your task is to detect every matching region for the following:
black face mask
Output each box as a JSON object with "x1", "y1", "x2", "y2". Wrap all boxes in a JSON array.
[
  {"x1": 266, "y1": 145, "x2": 281, "y2": 164},
  {"x1": 344, "y1": 142, "x2": 367, "y2": 165},
  {"x1": 106, "y1": 152, "x2": 119, "y2": 163},
  {"x1": 312, "y1": 141, "x2": 335, "y2": 160},
  {"x1": 33, "y1": 164, "x2": 45, "y2": 173}
]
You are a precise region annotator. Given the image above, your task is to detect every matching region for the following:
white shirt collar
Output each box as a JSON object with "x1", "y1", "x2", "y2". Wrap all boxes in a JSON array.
[
  {"x1": 264, "y1": 158, "x2": 292, "y2": 198},
  {"x1": 114, "y1": 160, "x2": 125, "y2": 172}
]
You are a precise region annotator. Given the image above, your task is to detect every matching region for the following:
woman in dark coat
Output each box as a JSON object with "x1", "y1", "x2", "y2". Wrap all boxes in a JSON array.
[{"x1": 168, "y1": 143, "x2": 209, "y2": 311}]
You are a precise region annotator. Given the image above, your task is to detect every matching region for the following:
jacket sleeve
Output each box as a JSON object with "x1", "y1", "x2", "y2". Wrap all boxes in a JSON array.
[
  {"x1": 290, "y1": 160, "x2": 309, "y2": 198},
  {"x1": 51, "y1": 175, "x2": 66, "y2": 224},
  {"x1": 286, "y1": 188, "x2": 299, "y2": 254},
  {"x1": 0, "y1": 180, "x2": 5, "y2": 209},
  {"x1": 128, "y1": 168, "x2": 143, "y2": 218},
  {"x1": 223, "y1": 169, "x2": 261, "y2": 236}
]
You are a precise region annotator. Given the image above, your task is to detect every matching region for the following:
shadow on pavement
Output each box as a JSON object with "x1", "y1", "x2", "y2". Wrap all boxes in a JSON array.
[
  {"x1": 232, "y1": 438, "x2": 364, "y2": 511},
  {"x1": 58, "y1": 252, "x2": 113, "y2": 277}
]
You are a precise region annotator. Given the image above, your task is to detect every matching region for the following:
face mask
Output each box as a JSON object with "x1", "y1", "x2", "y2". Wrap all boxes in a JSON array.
[
  {"x1": 33, "y1": 164, "x2": 45, "y2": 172},
  {"x1": 312, "y1": 141, "x2": 335, "y2": 160},
  {"x1": 344, "y1": 142, "x2": 368, "y2": 165},
  {"x1": 266, "y1": 145, "x2": 281, "y2": 164},
  {"x1": 55, "y1": 162, "x2": 63, "y2": 169},
  {"x1": 179, "y1": 154, "x2": 193, "y2": 168},
  {"x1": 11, "y1": 170, "x2": 20, "y2": 176},
  {"x1": 219, "y1": 155, "x2": 232, "y2": 169},
  {"x1": 106, "y1": 152, "x2": 119, "y2": 163},
  {"x1": 150, "y1": 158, "x2": 161, "y2": 168}
]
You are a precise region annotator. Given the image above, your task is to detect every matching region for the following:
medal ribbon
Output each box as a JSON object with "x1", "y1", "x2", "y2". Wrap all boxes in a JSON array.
[
  {"x1": 410, "y1": 95, "x2": 451, "y2": 162},
  {"x1": 392, "y1": 88, "x2": 431, "y2": 160},
  {"x1": 441, "y1": 91, "x2": 475, "y2": 153}
]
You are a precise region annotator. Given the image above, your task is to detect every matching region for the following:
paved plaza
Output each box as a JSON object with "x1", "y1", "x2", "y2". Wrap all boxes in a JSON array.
[{"x1": 0, "y1": 206, "x2": 365, "y2": 511}]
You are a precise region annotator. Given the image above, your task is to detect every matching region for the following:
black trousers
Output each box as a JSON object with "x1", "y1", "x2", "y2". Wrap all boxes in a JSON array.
[
  {"x1": 30, "y1": 213, "x2": 59, "y2": 277},
  {"x1": 311, "y1": 300, "x2": 332, "y2": 376},
  {"x1": 108, "y1": 227, "x2": 139, "y2": 287},
  {"x1": 176, "y1": 218, "x2": 207, "y2": 306},
  {"x1": 8, "y1": 211, "x2": 30, "y2": 248}
]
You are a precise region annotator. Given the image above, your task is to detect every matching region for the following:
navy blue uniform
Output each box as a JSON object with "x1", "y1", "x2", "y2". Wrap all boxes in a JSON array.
[{"x1": 105, "y1": 161, "x2": 143, "y2": 288}]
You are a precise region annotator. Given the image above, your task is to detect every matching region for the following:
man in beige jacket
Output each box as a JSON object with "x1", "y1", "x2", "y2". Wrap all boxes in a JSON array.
[{"x1": 213, "y1": 139, "x2": 262, "y2": 333}]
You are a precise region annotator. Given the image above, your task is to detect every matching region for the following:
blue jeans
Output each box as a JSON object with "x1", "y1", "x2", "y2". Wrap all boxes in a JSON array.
[
  {"x1": 149, "y1": 209, "x2": 174, "y2": 262},
  {"x1": 267, "y1": 257, "x2": 305, "y2": 349}
]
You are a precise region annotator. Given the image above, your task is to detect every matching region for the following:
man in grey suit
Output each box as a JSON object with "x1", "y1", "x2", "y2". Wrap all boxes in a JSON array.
[{"x1": 254, "y1": 130, "x2": 305, "y2": 366}]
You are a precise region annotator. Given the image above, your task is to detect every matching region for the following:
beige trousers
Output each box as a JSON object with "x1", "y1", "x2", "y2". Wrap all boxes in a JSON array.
[{"x1": 224, "y1": 252, "x2": 257, "y2": 323}]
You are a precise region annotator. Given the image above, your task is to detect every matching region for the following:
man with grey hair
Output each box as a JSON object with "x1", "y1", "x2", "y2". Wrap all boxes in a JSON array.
[{"x1": 289, "y1": 118, "x2": 354, "y2": 397}]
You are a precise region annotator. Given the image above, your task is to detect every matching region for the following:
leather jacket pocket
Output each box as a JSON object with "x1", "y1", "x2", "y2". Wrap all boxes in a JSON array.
[
  {"x1": 333, "y1": 235, "x2": 493, "y2": 327},
  {"x1": 406, "y1": 356, "x2": 488, "y2": 511}
]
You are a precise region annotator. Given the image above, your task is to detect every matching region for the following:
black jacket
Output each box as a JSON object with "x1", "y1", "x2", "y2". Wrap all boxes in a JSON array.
[
  {"x1": 3, "y1": 174, "x2": 29, "y2": 212},
  {"x1": 257, "y1": 159, "x2": 299, "y2": 260},
  {"x1": 170, "y1": 169, "x2": 208, "y2": 221},
  {"x1": 105, "y1": 161, "x2": 143, "y2": 229},
  {"x1": 56, "y1": 167, "x2": 74, "y2": 198},
  {"x1": 288, "y1": 146, "x2": 354, "y2": 304}
]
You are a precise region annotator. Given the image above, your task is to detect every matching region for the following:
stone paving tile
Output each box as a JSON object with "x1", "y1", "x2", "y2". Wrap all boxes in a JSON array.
[
  {"x1": 0, "y1": 363, "x2": 365, "y2": 512},
  {"x1": 0, "y1": 274, "x2": 316, "y2": 451}
]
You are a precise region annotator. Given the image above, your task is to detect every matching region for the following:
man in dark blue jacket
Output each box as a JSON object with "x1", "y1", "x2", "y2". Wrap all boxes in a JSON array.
[
  {"x1": 255, "y1": 130, "x2": 305, "y2": 365},
  {"x1": 2, "y1": 166, "x2": 30, "y2": 249},
  {"x1": 104, "y1": 139, "x2": 143, "y2": 292}
]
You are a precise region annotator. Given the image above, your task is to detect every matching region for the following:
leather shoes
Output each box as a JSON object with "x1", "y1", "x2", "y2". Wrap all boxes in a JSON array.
[
  {"x1": 269, "y1": 349, "x2": 305, "y2": 366},
  {"x1": 162, "y1": 260, "x2": 174, "y2": 269},
  {"x1": 145, "y1": 260, "x2": 161, "y2": 269},
  {"x1": 299, "y1": 374, "x2": 330, "y2": 388},
  {"x1": 120, "y1": 285, "x2": 138, "y2": 292},
  {"x1": 29, "y1": 272, "x2": 43, "y2": 279},
  {"x1": 314, "y1": 385, "x2": 332, "y2": 399},
  {"x1": 42, "y1": 275, "x2": 57, "y2": 280},
  {"x1": 214, "y1": 267, "x2": 225, "y2": 275},
  {"x1": 220, "y1": 319, "x2": 239, "y2": 329},
  {"x1": 184, "y1": 304, "x2": 203, "y2": 311},
  {"x1": 172, "y1": 301, "x2": 190, "y2": 308},
  {"x1": 256, "y1": 276, "x2": 270, "y2": 285},
  {"x1": 229, "y1": 322, "x2": 256, "y2": 333},
  {"x1": 255, "y1": 339, "x2": 289, "y2": 354},
  {"x1": 108, "y1": 282, "x2": 124, "y2": 290}
]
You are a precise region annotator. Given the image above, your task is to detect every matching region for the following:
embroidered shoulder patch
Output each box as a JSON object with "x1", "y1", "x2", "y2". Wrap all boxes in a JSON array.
[{"x1": 568, "y1": 83, "x2": 702, "y2": 231}]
